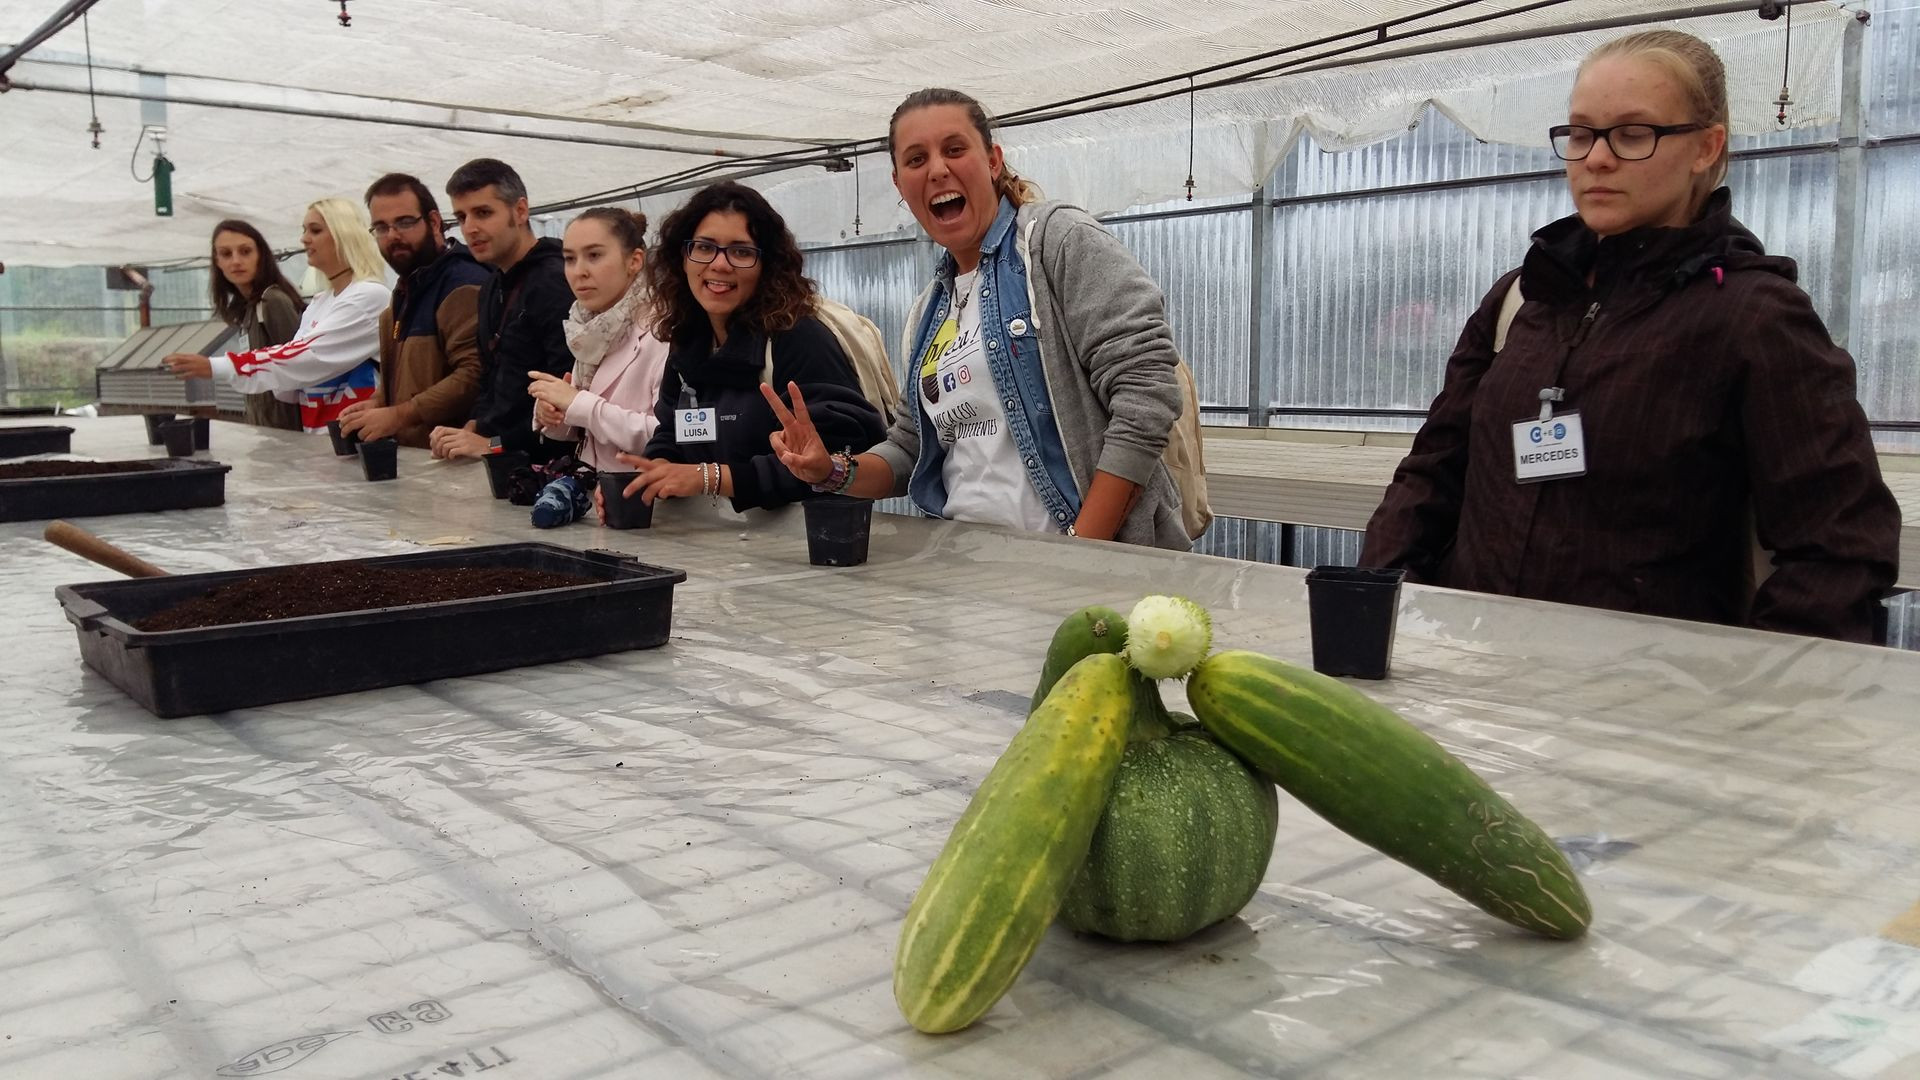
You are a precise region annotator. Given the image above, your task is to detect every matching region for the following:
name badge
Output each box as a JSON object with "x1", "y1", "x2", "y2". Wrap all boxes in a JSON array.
[
  {"x1": 677, "y1": 407, "x2": 717, "y2": 444},
  {"x1": 1511, "y1": 411, "x2": 1587, "y2": 483}
]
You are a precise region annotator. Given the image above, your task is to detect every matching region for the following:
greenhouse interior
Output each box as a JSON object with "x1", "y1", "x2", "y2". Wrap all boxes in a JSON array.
[{"x1": 2, "y1": 1, "x2": 1918, "y2": 1078}]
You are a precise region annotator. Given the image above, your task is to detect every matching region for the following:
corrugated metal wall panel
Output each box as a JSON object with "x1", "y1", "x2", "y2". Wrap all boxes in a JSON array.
[
  {"x1": 1856, "y1": 141, "x2": 1920, "y2": 423},
  {"x1": 1106, "y1": 209, "x2": 1252, "y2": 417},
  {"x1": 1278, "y1": 110, "x2": 1561, "y2": 198},
  {"x1": 802, "y1": 239, "x2": 928, "y2": 386},
  {"x1": 1267, "y1": 175, "x2": 1567, "y2": 415},
  {"x1": 1868, "y1": 1, "x2": 1920, "y2": 139},
  {"x1": 1726, "y1": 151, "x2": 1839, "y2": 317}
]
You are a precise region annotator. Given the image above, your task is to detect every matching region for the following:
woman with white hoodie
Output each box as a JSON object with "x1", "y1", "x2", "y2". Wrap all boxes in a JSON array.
[{"x1": 165, "y1": 197, "x2": 389, "y2": 432}]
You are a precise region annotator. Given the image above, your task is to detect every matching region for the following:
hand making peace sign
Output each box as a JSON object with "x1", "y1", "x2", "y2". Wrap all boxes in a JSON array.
[{"x1": 760, "y1": 381, "x2": 834, "y2": 486}]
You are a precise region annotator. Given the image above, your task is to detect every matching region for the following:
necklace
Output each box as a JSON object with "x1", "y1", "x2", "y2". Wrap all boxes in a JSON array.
[{"x1": 951, "y1": 271, "x2": 977, "y2": 317}]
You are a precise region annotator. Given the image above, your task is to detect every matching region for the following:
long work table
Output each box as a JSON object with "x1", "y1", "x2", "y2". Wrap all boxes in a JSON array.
[{"x1": 3, "y1": 417, "x2": 1919, "y2": 1079}]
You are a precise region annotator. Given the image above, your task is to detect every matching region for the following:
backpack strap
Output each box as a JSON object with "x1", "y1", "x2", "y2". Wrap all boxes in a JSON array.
[{"x1": 1491, "y1": 276, "x2": 1525, "y2": 354}]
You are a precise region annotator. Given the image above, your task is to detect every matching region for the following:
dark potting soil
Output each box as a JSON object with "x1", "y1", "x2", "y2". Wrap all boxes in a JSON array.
[
  {"x1": 0, "y1": 460, "x2": 165, "y2": 479},
  {"x1": 135, "y1": 563, "x2": 599, "y2": 631}
]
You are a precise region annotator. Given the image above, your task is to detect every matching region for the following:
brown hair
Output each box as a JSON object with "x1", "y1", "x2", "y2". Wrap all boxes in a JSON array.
[
  {"x1": 570, "y1": 207, "x2": 649, "y2": 254},
  {"x1": 647, "y1": 181, "x2": 815, "y2": 343},
  {"x1": 1580, "y1": 30, "x2": 1730, "y2": 216},
  {"x1": 886, "y1": 88, "x2": 1044, "y2": 207},
  {"x1": 363, "y1": 172, "x2": 440, "y2": 220},
  {"x1": 207, "y1": 218, "x2": 304, "y2": 328}
]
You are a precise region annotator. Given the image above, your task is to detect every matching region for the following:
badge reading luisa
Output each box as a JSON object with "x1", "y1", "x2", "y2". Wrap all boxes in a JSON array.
[{"x1": 676, "y1": 382, "x2": 717, "y2": 444}]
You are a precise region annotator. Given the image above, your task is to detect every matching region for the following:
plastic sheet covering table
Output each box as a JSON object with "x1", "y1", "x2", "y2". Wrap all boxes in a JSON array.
[{"x1": 3, "y1": 417, "x2": 1919, "y2": 1080}]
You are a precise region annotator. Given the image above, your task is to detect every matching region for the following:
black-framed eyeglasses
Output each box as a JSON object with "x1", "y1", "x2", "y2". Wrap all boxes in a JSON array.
[
  {"x1": 683, "y1": 239, "x2": 761, "y2": 268},
  {"x1": 1550, "y1": 123, "x2": 1705, "y2": 162},
  {"x1": 368, "y1": 215, "x2": 426, "y2": 238}
]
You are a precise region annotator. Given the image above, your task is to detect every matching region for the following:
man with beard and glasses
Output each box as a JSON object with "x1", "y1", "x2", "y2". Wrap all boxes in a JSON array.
[{"x1": 336, "y1": 172, "x2": 489, "y2": 447}]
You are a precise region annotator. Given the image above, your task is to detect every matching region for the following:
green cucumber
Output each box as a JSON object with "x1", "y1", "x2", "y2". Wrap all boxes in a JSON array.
[
  {"x1": 1188, "y1": 650, "x2": 1590, "y2": 939},
  {"x1": 895, "y1": 652, "x2": 1133, "y2": 1033},
  {"x1": 1031, "y1": 604, "x2": 1174, "y2": 736}
]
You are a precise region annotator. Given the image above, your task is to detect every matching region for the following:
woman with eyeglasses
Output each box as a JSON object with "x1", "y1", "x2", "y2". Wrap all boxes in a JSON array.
[
  {"x1": 613, "y1": 181, "x2": 884, "y2": 511},
  {"x1": 164, "y1": 198, "x2": 390, "y2": 432},
  {"x1": 1360, "y1": 30, "x2": 1897, "y2": 642}
]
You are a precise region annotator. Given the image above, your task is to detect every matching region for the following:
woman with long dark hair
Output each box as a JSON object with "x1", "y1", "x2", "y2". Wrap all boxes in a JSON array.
[
  {"x1": 207, "y1": 219, "x2": 306, "y2": 429},
  {"x1": 614, "y1": 181, "x2": 883, "y2": 513}
]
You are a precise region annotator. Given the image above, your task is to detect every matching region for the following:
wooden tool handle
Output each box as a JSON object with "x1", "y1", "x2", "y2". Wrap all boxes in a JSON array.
[{"x1": 43, "y1": 520, "x2": 170, "y2": 578}]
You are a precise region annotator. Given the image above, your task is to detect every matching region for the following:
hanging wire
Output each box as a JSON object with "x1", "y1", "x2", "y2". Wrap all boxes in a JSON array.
[
  {"x1": 852, "y1": 151, "x2": 862, "y2": 236},
  {"x1": 82, "y1": 10, "x2": 102, "y2": 148},
  {"x1": 130, "y1": 124, "x2": 157, "y2": 181},
  {"x1": 1184, "y1": 76, "x2": 1197, "y2": 201},
  {"x1": 1775, "y1": 1, "x2": 1794, "y2": 126}
]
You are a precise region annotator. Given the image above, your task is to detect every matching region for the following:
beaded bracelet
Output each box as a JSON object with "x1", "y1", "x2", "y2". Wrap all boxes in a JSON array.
[
  {"x1": 811, "y1": 451, "x2": 851, "y2": 494},
  {"x1": 832, "y1": 455, "x2": 858, "y2": 495}
]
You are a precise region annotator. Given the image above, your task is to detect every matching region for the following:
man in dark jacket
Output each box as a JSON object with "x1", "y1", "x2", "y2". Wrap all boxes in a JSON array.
[
  {"x1": 337, "y1": 173, "x2": 488, "y2": 448},
  {"x1": 428, "y1": 158, "x2": 573, "y2": 462}
]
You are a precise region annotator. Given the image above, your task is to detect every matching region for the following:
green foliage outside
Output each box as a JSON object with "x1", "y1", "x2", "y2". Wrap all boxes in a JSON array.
[{"x1": 2, "y1": 333, "x2": 116, "y2": 408}]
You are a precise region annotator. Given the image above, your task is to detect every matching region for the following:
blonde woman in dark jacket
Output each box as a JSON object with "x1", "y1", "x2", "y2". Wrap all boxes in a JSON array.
[{"x1": 1361, "y1": 31, "x2": 1899, "y2": 642}]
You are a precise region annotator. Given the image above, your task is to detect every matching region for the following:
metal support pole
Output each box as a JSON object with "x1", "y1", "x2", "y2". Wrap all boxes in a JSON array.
[
  {"x1": 1831, "y1": 8, "x2": 1870, "y2": 350},
  {"x1": 1247, "y1": 177, "x2": 1274, "y2": 426}
]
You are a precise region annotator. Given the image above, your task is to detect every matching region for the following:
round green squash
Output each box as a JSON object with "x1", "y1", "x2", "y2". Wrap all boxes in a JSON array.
[{"x1": 1058, "y1": 711, "x2": 1278, "y2": 943}]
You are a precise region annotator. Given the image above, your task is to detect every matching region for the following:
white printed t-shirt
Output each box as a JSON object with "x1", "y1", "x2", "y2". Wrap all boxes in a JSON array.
[{"x1": 919, "y1": 270, "x2": 1054, "y2": 532}]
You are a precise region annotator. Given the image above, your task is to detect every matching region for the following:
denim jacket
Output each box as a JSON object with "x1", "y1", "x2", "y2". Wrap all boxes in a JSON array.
[{"x1": 900, "y1": 198, "x2": 1080, "y2": 529}]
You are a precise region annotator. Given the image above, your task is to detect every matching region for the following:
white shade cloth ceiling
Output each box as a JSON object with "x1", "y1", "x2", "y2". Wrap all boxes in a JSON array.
[{"x1": 0, "y1": 1, "x2": 1854, "y2": 266}]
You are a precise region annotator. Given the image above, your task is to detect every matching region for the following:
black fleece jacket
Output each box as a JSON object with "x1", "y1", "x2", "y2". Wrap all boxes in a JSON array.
[
  {"x1": 472, "y1": 236, "x2": 573, "y2": 455},
  {"x1": 643, "y1": 314, "x2": 886, "y2": 511}
]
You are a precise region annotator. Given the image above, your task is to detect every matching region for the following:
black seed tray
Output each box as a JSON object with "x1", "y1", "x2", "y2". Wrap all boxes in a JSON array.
[
  {"x1": 0, "y1": 425, "x2": 75, "y2": 458},
  {"x1": 0, "y1": 458, "x2": 230, "y2": 522},
  {"x1": 56, "y1": 543, "x2": 687, "y2": 718}
]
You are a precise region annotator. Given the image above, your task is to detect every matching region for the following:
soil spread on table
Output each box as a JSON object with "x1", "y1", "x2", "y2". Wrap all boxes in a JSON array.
[
  {"x1": 136, "y1": 563, "x2": 598, "y2": 631},
  {"x1": 0, "y1": 460, "x2": 166, "y2": 479}
]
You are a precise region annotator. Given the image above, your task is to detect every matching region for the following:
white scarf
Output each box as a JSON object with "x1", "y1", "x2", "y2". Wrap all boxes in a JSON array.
[{"x1": 562, "y1": 275, "x2": 651, "y2": 392}]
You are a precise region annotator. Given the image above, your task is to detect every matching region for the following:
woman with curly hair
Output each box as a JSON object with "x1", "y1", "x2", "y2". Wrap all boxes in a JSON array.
[{"x1": 615, "y1": 181, "x2": 884, "y2": 512}]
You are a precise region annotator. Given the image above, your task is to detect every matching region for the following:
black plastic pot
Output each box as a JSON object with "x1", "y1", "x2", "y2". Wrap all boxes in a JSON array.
[
  {"x1": 190, "y1": 417, "x2": 211, "y2": 451},
  {"x1": 0, "y1": 425, "x2": 74, "y2": 458},
  {"x1": 159, "y1": 420, "x2": 196, "y2": 458},
  {"x1": 597, "y1": 471, "x2": 652, "y2": 529},
  {"x1": 326, "y1": 420, "x2": 359, "y2": 456},
  {"x1": 1305, "y1": 566, "x2": 1406, "y2": 680},
  {"x1": 358, "y1": 437, "x2": 398, "y2": 481},
  {"x1": 483, "y1": 450, "x2": 529, "y2": 500},
  {"x1": 803, "y1": 495, "x2": 873, "y2": 567},
  {"x1": 55, "y1": 543, "x2": 688, "y2": 717},
  {"x1": 143, "y1": 414, "x2": 176, "y2": 446}
]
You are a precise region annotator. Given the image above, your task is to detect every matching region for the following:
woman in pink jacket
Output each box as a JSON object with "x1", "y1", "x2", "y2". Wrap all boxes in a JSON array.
[{"x1": 529, "y1": 208, "x2": 671, "y2": 518}]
